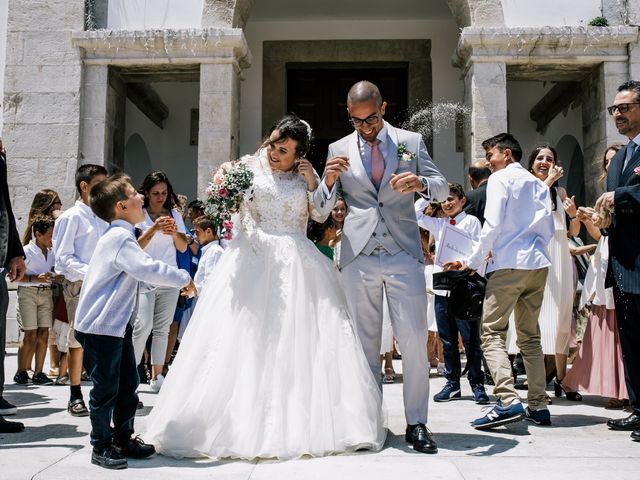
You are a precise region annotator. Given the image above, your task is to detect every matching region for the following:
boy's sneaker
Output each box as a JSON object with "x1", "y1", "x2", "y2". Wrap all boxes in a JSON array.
[
  {"x1": 0, "y1": 398, "x2": 18, "y2": 415},
  {"x1": 471, "y1": 384, "x2": 490, "y2": 405},
  {"x1": 525, "y1": 407, "x2": 552, "y2": 426},
  {"x1": 433, "y1": 382, "x2": 461, "y2": 402},
  {"x1": 32, "y1": 372, "x2": 54, "y2": 385},
  {"x1": 471, "y1": 400, "x2": 525, "y2": 430},
  {"x1": 150, "y1": 374, "x2": 165, "y2": 393},
  {"x1": 13, "y1": 370, "x2": 30, "y2": 385},
  {"x1": 114, "y1": 436, "x2": 156, "y2": 459},
  {"x1": 91, "y1": 446, "x2": 128, "y2": 470}
]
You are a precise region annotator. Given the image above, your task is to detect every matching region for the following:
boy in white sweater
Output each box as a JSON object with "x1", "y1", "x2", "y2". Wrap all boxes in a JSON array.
[{"x1": 74, "y1": 174, "x2": 195, "y2": 470}]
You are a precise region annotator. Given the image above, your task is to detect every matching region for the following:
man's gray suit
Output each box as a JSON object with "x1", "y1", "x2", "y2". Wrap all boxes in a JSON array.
[{"x1": 313, "y1": 122, "x2": 447, "y2": 424}]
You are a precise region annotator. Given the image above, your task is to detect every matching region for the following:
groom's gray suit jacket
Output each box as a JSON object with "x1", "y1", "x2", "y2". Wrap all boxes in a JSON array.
[{"x1": 313, "y1": 123, "x2": 447, "y2": 268}]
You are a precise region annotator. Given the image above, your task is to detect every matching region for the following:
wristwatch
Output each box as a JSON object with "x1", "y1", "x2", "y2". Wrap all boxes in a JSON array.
[{"x1": 420, "y1": 177, "x2": 429, "y2": 191}]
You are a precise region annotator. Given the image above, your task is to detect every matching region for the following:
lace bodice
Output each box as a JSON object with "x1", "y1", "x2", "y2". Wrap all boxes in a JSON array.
[{"x1": 239, "y1": 153, "x2": 321, "y2": 237}]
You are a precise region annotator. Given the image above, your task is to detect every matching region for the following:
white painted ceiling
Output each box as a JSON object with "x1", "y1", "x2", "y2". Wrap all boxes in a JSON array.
[{"x1": 250, "y1": 0, "x2": 452, "y2": 21}]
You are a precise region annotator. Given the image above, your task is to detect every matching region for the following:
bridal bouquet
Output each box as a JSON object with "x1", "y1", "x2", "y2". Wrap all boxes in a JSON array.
[{"x1": 205, "y1": 162, "x2": 254, "y2": 240}]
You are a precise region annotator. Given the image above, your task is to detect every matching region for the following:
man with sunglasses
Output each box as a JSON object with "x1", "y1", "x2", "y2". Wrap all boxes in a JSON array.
[
  {"x1": 595, "y1": 80, "x2": 640, "y2": 443},
  {"x1": 313, "y1": 80, "x2": 447, "y2": 454}
]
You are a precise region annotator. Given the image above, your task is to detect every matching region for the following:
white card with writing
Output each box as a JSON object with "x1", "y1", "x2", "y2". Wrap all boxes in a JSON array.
[{"x1": 435, "y1": 223, "x2": 474, "y2": 267}]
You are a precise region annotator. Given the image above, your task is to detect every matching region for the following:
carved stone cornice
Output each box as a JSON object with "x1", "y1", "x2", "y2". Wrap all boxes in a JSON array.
[
  {"x1": 72, "y1": 28, "x2": 251, "y2": 70},
  {"x1": 454, "y1": 26, "x2": 639, "y2": 72}
]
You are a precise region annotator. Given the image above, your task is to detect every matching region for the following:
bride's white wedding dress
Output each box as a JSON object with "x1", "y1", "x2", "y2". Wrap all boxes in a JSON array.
[{"x1": 144, "y1": 152, "x2": 386, "y2": 460}]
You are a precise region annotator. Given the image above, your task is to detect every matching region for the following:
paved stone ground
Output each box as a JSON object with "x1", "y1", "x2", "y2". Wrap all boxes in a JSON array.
[{"x1": 1, "y1": 348, "x2": 639, "y2": 480}]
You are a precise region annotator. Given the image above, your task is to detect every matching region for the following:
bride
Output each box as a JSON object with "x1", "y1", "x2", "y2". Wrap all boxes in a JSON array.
[{"x1": 144, "y1": 115, "x2": 386, "y2": 460}]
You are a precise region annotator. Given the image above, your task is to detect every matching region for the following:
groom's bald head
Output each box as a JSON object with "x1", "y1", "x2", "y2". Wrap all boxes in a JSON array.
[{"x1": 347, "y1": 81, "x2": 383, "y2": 108}]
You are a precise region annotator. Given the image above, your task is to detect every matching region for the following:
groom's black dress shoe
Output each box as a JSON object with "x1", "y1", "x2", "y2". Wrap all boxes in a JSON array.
[
  {"x1": 631, "y1": 430, "x2": 640, "y2": 442},
  {"x1": 405, "y1": 423, "x2": 437, "y2": 454},
  {"x1": 114, "y1": 436, "x2": 156, "y2": 458},
  {"x1": 607, "y1": 413, "x2": 640, "y2": 431}
]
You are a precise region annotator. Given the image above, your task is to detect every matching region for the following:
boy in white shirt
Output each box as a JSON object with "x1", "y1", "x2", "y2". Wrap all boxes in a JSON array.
[
  {"x1": 14, "y1": 215, "x2": 57, "y2": 386},
  {"x1": 468, "y1": 133, "x2": 554, "y2": 430},
  {"x1": 415, "y1": 183, "x2": 488, "y2": 405},
  {"x1": 74, "y1": 174, "x2": 195, "y2": 469},
  {"x1": 52, "y1": 164, "x2": 109, "y2": 417},
  {"x1": 192, "y1": 216, "x2": 224, "y2": 296}
]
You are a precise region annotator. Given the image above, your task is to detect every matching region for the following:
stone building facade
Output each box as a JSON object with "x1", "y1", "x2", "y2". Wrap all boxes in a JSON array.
[{"x1": 2, "y1": 0, "x2": 640, "y2": 222}]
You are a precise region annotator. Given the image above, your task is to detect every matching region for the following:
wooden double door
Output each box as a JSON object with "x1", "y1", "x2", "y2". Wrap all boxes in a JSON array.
[{"x1": 286, "y1": 63, "x2": 409, "y2": 173}]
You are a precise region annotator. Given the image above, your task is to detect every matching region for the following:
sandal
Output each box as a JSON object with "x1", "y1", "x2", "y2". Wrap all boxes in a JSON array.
[
  {"x1": 605, "y1": 398, "x2": 624, "y2": 409},
  {"x1": 554, "y1": 377, "x2": 582, "y2": 401},
  {"x1": 382, "y1": 368, "x2": 395, "y2": 384},
  {"x1": 54, "y1": 374, "x2": 70, "y2": 386},
  {"x1": 67, "y1": 398, "x2": 89, "y2": 417}
]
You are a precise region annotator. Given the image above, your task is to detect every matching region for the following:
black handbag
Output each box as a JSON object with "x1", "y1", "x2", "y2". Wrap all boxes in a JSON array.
[{"x1": 432, "y1": 270, "x2": 487, "y2": 322}]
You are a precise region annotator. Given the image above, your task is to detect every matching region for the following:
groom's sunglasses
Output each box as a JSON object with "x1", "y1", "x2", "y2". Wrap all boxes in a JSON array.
[{"x1": 348, "y1": 113, "x2": 380, "y2": 127}]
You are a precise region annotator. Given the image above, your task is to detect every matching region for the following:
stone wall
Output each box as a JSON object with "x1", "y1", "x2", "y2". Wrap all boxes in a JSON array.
[{"x1": 3, "y1": 0, "x2": 85, "y2": 221}]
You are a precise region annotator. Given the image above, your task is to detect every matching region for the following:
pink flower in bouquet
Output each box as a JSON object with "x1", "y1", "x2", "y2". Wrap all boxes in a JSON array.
[
  {"x1": 223, "y1": 231, "x2": 233, "y2": 240},
  {"x1": 205, "y1": 187, "x2": 212, "y2": 196},
  {"x1": 218, "y1": 187, "x2": 229, "y2": 198},
  {"x1": 223, "y1": 220, "x2": 234, "y2": 230},
  {"x1": 635, "y1": 166, "x2": 640, "y2": 176},
  {"x1": 213, "y1": 174, "x2": 223, "y2": 185}
]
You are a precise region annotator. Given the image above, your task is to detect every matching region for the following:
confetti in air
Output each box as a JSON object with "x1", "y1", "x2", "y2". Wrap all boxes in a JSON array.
[{"x1": 401, "y1": 102, "x2": 471, "y2": 139}]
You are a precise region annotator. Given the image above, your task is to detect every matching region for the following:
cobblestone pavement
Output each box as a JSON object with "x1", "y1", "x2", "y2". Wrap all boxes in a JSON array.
[{"x1": 1, "y1": 348, "x2": 638, "y2": 479}]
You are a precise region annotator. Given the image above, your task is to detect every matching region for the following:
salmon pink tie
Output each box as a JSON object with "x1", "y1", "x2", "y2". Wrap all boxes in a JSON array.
[{"x1": 369, "y1": 139, "x2": 384, "y2": 187}]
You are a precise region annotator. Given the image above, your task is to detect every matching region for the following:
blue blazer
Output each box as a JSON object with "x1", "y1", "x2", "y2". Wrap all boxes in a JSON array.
[{"x1": 606, "y1": 145, "x2": 640, "y2": 293}]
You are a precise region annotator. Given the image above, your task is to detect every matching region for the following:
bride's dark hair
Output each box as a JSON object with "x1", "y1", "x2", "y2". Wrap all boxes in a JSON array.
[{"x1": 265, "y1": 114, "x2": 312, "y2": 159}]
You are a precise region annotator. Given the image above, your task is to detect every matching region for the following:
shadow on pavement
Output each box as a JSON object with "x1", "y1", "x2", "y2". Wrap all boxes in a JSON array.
[
  {"x1": 0, "y1": 423, "x2": 85, "y2": 445},
  {"x1": 14, "y1": 407, "x2": 66, "y2": 418},
  {"x1": 549, "y1": 414, "x2": 611, "y2": 428},
  {"x1": 128, "y1": 456, "x2": 258, "y2": 469},
  {"x1": 385, "y1": 429, "x2": 520, "y2": 456}
]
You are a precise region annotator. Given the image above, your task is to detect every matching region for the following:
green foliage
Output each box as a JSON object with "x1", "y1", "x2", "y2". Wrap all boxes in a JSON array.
[{"x1": 588, "y1": 16, "x2": 609, "y2": 27}]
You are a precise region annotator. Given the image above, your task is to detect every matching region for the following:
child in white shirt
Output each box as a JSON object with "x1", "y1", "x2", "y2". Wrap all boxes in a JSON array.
[
  {"x1": 14, "y1": 215, "x2": 57, "y2": 385},
  {"x1": 52, "y1": 164, "x2": 108, "y2": 416},
  {"x1": 192, "y1": 216, "x2": 224, "y2": 296},
  {"x1": 415, "y1": 183, "x2": 488, "y2": 405},
  {"x1": 74, "y1": 174, "x2": 195, "y2": 470}
]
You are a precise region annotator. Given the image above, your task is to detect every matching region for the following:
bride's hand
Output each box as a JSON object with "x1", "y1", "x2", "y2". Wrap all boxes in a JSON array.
[{"x1": 296, "y1": 158, "x2": 318, "y2": 191}]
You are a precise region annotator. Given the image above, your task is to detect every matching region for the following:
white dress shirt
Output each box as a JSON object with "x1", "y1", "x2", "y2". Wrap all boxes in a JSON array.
[
  {"x1": 16, "y1": 241, "x2": 55, "y2": 287},
  {"x1": 75, "y1": 220, "x2": 191, "y2": 338},
  {"x1": 415, "y1": 199, "x2": 482, "y2": 295},
  {"x1": 468, "y1": 162, "x2": 554, "y2": 274},
  {"x1": 414, "y1": 198, "x2": 482, "y2": 263},
  {"x1": 194, "y1": 240, "x2": 224, "y2": 294},
  {"x1": 53, "y1": 200, "x2": 109, "y2": 282},
  {"x1": 136, "y1": 208, "x2": 186, "y2": 268}
]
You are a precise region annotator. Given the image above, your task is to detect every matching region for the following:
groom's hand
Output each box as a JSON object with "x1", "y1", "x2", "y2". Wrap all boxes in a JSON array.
[
  {"x1": 324, "y1": 156, "x2": 349, "y2": 190},
  {"x1": 390, "y1": 172, "x2": 423, "y2": 194}
]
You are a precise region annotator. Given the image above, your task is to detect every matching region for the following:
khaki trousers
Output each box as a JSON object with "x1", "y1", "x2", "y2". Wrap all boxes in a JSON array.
[{"x1": 481, "y1": 267, "x2": 548, "y2": 410}]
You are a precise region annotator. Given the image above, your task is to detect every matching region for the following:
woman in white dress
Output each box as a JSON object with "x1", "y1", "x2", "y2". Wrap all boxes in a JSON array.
[
  {"x1": 145, "y1": 115, "x2": 386, "y2": 460},
  {"x1": 527, "y1": 145, "x2": 582, "y2": 400}
]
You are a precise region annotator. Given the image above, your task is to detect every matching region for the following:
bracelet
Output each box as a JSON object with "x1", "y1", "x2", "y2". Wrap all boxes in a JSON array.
[{"x1": 569, "y1": 216, "x2": 577, "y2": 220}]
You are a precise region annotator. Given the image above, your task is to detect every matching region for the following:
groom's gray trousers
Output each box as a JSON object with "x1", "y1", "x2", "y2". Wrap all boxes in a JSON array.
[{"x1": 341, "y1": 247, "x2": 430, "y2": 425}]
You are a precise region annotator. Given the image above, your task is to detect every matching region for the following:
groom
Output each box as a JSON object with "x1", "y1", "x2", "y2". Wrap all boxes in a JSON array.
[{"x1": 314, "y1": 81, "x2": 447, "y2": 454}]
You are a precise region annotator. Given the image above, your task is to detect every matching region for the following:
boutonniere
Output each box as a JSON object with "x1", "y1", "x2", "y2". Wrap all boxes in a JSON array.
[
  {"x1": 397, "y1": 143, "x2": 416, "y2": 162},
  {"x1": 634, "y1": 166, "x2": 640, "y2": 176}
]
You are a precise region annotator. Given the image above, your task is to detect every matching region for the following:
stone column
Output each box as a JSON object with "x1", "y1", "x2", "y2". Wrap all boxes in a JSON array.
[
  {"x1": 582, "y1": 61, "x2": 629, "y2": 205},
  {"x1": 78, "y1": 64, "x2": 109, "y2": 168},
  {"x1": 464, "y1": 62, "x2": 508, "y2": 167},
  {"x1": 197, "y1": 63, "x2": 241, "y2": 198}
]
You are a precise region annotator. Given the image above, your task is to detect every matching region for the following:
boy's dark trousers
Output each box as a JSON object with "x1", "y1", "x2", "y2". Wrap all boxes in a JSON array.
[
  {"x1": 75, "y1": 324, "x2": 139, "y2": 450},
  {"x1": 434, "y1": 295, "x2": 484, "y2": 386}
]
